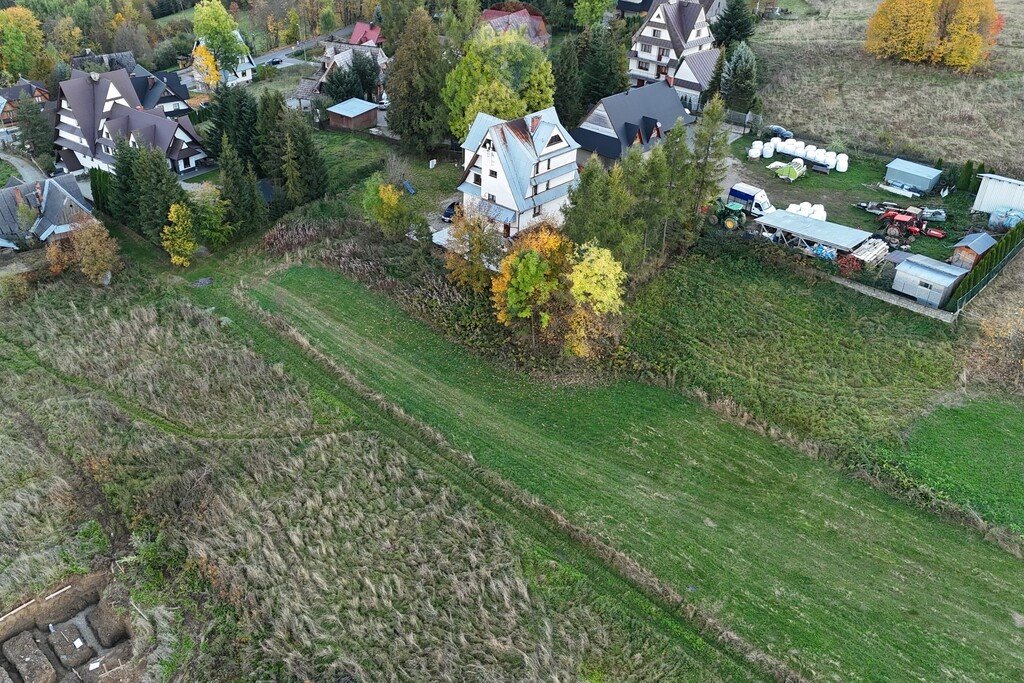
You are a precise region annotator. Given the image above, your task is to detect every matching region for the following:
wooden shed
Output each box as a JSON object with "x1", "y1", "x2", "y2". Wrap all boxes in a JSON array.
[
  {"x1": 326, "y1": 98, "x2": 379, "y2": 131},
  {"x1": 950, "y1": 232, "x2": 997, "y2": 270}
]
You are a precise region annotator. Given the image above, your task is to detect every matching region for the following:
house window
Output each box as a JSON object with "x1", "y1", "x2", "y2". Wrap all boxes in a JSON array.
[
  {"x1": 487, "y1": 193, "x2": 496, "y2": 202},
  {"x1": 658, "y1": 48, "x2": 669, "y2": 59},
  {"x1": 652, "y1": 28, "x2": 662, "y2": 38},
  {"x1": 473, "y1": 173, "x2": 481, "y2": 185},
  {"x1": 548, "y1": 134, "x2": 562, "y2": 146},
  {"x1": 638, "y1": 61, "x2": 650, "y2": 71},
  {"x1": 640, "y1": 43, "x2": 652, "y2": 53},
  {"x1": 919, "y1": 281, "x2": 932, "y2": 289},
  {"x1": 489, "y1": 169, "x2": 497, "y2": 178},
  {"x1": 533, "y1": 206, "x2": 542, "y2": 218}
]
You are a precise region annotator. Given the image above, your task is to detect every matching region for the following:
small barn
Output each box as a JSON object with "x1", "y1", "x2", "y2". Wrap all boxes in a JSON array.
[
  {"x1": 885, "y1": 159, "x2": 942, "y2": 194},
  {"x1": 972, "y1": 174, "x2": 1024, "y2": 214},
  {"x1": 892, "y1": 254, "x2": 968, "y2": 308},
  {"x1": 950, "y1": 232, "x2": 997, "y2": 270},
  {"x1": 326, "y1": 98, "x2": 379, "y2": 131}
]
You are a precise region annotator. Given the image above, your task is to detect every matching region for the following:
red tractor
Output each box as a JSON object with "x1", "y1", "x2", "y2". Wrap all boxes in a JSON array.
[{"x1": 878, "y1": 208, "x2": 947, "y2": 239}]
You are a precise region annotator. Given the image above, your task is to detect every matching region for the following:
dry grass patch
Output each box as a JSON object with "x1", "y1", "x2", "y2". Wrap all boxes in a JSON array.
[{"x1": 755, "y1": 0, "x2": 1024, "y2": 175}]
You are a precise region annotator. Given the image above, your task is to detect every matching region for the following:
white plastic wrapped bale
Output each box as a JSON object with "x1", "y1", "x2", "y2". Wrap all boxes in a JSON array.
[
  {"x1": 786, "y1": 203, "x2": 802, "y2": 213},
  {"x1": 836, "y1": 154, "x2": 849, "y2": 173},
  {"x1": 811, "y1": 204, "x2": 827, "y2": 221},
  {"x1": 814, "y1": 149, "x2": 828, "y2": 164},
  {"x1": 794, "y1": 140, "x2": 806, "y2": 154},
  {"x1": 748, "y1": 147, "x2": 761, "y2": 159},
  {"x1": 762, "y1": 143, "x2": 775, "y2": 158},
  {"x1": 771, "y1": 136, "x2": 782, "y2": 146},
  {"x1": 782, "y1": 140, "x2": 797, "y2": 155},
  {"x1": 804, "y1": 145, "x2": 817, "y2": 160},
  {"x1": 752, "y1": 140, "x2": 763, "y2": 149},
  {"x1": 825, "y1": 151, "x2": 838, "y2": 169},
  {"x1": 799, "y1": 201, "x2": 813, "y2": 215}
]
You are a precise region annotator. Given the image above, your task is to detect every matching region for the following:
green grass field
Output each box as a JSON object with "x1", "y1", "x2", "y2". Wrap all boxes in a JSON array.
[
  {"x1": 884, "y1": 398, "x2": 1024, "y2": 533},
  {"x1": 627, "y1": 252, "x2": 958, "y2": 448},
  {"x1": 245, "y1": 263, "x2": 1024, "y2": 681}
]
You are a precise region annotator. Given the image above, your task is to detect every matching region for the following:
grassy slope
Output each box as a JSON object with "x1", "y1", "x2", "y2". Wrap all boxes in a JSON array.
[
  {"x1": 249, "y1": 264, "x2": 1024, "y2": 681},
  {"x1": 627, "y1": 253, "x2": 958, "y2": 448},
  {"x1": 884, "y1": 398, "x2": 1024, "y2": 533},
  {"x1": 0, "y1": 160, "x2": 17, "y2": 185}
]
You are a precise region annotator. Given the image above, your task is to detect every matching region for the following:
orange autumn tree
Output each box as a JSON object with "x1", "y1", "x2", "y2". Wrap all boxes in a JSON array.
[{"x1": 866, "y1": 0, "x2": 1002, "y2": 72}]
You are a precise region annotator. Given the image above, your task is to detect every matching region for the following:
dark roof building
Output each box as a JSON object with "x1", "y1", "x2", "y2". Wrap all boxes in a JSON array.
[
  {"x1": 70, "y1": 50, "x2": 138, "y2": 73},
  {"x1": 619, "y1": 0, "x2": 724, "y2": 19},
  {"x1": 0, "y1": 78, "x2": 49, "y2": 128},
  {"x1": 54, "y1": 69, "x2": 206, "y2": 175},
  {"x1": 571, "y1": 81, "x2": 694, "y2": 163},
  {"x1": 130, "y1": 66, "x2": 191, "y2": 118},
  {"x1": 0, "y1": 174, "x2": 91, "y2": 249},
  {"x1": 480, "y1": 9, "x2": 550, "y2": 48},
  {"x1": 628, "y1": 0, "x2": 720, "y2": 106}
]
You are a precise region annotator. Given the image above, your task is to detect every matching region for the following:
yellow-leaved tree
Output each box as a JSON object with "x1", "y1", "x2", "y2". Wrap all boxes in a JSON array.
[
  {"x1": 163, "y1": 202, "x2": 198, "y2": 267},
  {"x1": 866, "y1": 0, "x2": 1002, "y2": 71},
  {"x1": 565, "y1": 242, "x2": 626, "y2": 358},
  {"x1": 193, "y1": 44, "x2": 221, "y2": 89}
]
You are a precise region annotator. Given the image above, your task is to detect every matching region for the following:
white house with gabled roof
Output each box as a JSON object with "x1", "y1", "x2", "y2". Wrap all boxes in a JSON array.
[{"x1": 458, "y1": 108, "x2": 579, "y2": 238}]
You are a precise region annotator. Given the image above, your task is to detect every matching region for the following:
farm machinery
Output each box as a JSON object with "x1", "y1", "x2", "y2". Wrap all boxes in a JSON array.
[
  {"x1": 706, "y1": 198, "x2": 747, "y2": 230},
  {"x1": 877, "y1": 207, "x2": 947, "y2": 242}
]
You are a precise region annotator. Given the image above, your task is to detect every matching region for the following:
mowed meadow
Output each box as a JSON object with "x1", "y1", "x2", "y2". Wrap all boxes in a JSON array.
[{"x1": 246, "y1": 264, "x2": 1024, "y2": 681}]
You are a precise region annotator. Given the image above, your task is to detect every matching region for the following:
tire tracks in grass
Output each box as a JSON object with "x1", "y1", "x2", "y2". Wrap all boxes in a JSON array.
[{"x1": 187, "y1": 280, "x2": 801, "y2": 682}]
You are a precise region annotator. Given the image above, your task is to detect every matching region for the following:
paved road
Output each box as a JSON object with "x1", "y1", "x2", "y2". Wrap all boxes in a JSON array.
[
  {"x1": 252, "y1": 25, "x2": 353, "y2": 69},
  {"x1": 0, "y1": 151, "x2": 45, "y2": 183}
]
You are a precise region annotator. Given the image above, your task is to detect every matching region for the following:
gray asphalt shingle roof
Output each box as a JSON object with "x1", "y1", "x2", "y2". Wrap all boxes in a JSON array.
[{"x1": 571, "y1": 81, "x2": 693, "y2": 159}]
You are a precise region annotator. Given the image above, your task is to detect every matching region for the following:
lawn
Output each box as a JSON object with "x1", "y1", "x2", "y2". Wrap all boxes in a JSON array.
[
  {"x1": 884, "y1": 398, "x2": 1024, "y2": 533},
  {"x1": 627, "y1": 252, "x2": 959, "y2": 448},
  {"x1": 312, "y1": 130, "x2": 463, "y2": 214},
  {"x1": 245, "y1": 63, "x2": 318, "y2": 100},
  {"x1": 248, "y1": 263, "x2": 1024, "y2": 682},
  {"x1": 182, "y1": 167, "x2": 219, "y2": 185},
  {"x1": 0, "y1": 159, "x2": 17, "y2": 185}
]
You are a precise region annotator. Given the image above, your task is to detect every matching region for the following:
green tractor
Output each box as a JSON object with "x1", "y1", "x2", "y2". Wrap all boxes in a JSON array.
[{"x1": 707, "y1": 198, "x2": 747, "y2": 231}]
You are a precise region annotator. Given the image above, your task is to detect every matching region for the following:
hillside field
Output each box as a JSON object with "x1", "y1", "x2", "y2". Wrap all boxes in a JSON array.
[
  {"x1": 754, "y1": 0, "x2": 1024, "y2": 176},
  {"x1": 244, "y1": 263, "x2": 1024, "y2": 682}
]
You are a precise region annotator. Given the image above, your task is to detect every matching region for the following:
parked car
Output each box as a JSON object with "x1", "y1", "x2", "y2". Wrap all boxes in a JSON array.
[
  {"x1": 442, "y1": 201, "x2": 461, "y2": 223},
  {"x1": 766, "y1": 125, "x2": 794, "y2": 141},
  {"x1": 269, "y1": 58, "x2": 284, "y2": 66}
]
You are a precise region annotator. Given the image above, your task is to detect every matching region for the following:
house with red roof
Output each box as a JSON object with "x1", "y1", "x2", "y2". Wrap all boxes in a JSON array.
[{"x1": 349, "y1": 21, "x2": 383, "y2": 47}]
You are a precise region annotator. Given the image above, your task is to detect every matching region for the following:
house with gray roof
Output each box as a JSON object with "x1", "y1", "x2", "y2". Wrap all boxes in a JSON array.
[
  {"x1": 628, "y1": 0, "x2": 720, "y2": 107},
  {"x1": 0, "y1": 78, "x2": 48, "y2": 130},
  {"x1": 292, "y1": 41, "x2": 390, "y2": 110},
  {"x1": 458, "y1": 108, "x2": 579, "y2": 238},
  {"x1": 0, "y1": 174, "x2": 91, "y2": 250},
  {"x1": 619, "y1": 0, "x2": 724, "y2": 20},
  {"x1": 54, "y1": 70, "x2": 206, "y2": 175},
  {"x1": 571, "y1": 80, "x2": 694, "y2": 165},
  {"x1": 70, "y1": 50, "x2": 138, "y2": 73},
  {"x1": 130, "y1": 66, "x2": 191, "y2": 118}
]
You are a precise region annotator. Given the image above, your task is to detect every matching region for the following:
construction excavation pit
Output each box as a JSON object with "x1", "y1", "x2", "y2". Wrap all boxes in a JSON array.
[{"x1": 1, "y1": 575, "x2": 137, "y2": 683}]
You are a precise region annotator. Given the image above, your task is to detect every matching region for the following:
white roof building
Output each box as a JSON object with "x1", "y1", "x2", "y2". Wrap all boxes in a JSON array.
[
  {"x1": 973, "y1": 174, "x2": 1024, "y2": 214},
  {"x1": 458, "y1": 108, "x2": 580, "y2": 237}
]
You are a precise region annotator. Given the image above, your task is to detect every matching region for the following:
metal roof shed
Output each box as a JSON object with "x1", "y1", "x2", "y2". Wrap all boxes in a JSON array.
[
  {"x1": 754, "y1": 210, "x2": 873, "y2": 253},
  {"x1": 885, "y1": 159, "x2": 942, "y2": 193},
  {"x1": 973, "y1": 174, "x2": 1024, "y2": 213},
  {"x1": 892, "y1": 254, "x2": 968, "y2": 308}
]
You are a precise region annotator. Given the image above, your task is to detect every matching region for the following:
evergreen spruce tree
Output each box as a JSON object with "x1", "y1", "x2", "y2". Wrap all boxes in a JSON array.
[
  {"x1": 958, "y1": 160, "x2": 975, "y2": 191},
  {"x1": 713, "y1": 0, "x2": 756, "y2": 49},
  {"x1": 133, "y1": 146, "x2": 185, "y2": 242},
  {"x1": 582, "y1": 27, "x2": 627, "y2": 109},
  {"x1": 281, "y1": 133, "x2": 304, "y2": 207},
  {"x1": 254, "y1": 90, "x2": 287, "y2": 181},
  {"x1": 387, "y1": 7, "x2": 449, "y2": 153},
  {"x1": 111, "y1": 139, "x2": 140, "y2": 227},
  {"x1": 322, "y1": 66, "x2": 363, "y2": 102},
  {"x1": 350, "y1": 50, "x2": 380, "y2": 101},
  {"x1": 220, "y1": 136, "x2": 268, "y2": 235},
  {"x1": 680, "y1": 96, "x2": 729, "y2": 249},
  {"x1": 702, "y1": 46, "x2": 729, "y2": 106},
  {"x1": 287, "y1": 113, "x2": 329, "y2": 202},
  {"x1": 720, "y1": 42, "x2": 757, "y2": 112},
  {"x1": 553, "y1": 35, "x2": 585, "y2": 127}
]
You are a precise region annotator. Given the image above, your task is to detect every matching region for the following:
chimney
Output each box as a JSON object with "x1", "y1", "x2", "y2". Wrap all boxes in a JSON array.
[
  {"x1": 12, "y1": 187, "x2": 23, "y2": 206},
  {"x1": 34, "y1": 182, "x2": 43, "y2": 206},
  {"x1": 148, "y1": 75, "x2": 156, "y2": 89},
  {"x1": 90, "y1": 72, "x2": 100, "y2": 82}
]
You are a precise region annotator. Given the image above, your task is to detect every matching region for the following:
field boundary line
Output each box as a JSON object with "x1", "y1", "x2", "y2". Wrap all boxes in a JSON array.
[{"x1": 228, "y1": 280, "x2": 808, "y2": 683}]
